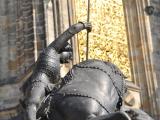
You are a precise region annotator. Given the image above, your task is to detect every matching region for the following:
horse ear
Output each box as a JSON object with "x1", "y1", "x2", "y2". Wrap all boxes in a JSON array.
[{"x1": 88, "y1": 111, "x2": 131, "y2": 120}]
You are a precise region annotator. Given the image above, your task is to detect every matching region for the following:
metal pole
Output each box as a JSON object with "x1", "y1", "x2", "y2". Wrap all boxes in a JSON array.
[{"x1": 86, "y1": 0, "x2": 90, "y2": 60}]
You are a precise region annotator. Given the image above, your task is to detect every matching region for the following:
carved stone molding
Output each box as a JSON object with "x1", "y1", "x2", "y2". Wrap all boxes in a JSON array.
[
  {"x1": 123, "y1": 0, "x2": 160, "y2": 119},
  {"x1": 125, "y1": 81, "x2": 141, "y2": 109}
]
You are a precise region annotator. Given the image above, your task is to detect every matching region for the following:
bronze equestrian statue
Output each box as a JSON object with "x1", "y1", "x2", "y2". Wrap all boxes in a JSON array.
[{"x1": 21, "y1": 22, "x2": 154, "y2": 120}]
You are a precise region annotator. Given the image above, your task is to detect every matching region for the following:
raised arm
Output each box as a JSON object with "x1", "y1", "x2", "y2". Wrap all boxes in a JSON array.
[{"x1": 22, "y1": 22, "x2": 92, "y2": 120}]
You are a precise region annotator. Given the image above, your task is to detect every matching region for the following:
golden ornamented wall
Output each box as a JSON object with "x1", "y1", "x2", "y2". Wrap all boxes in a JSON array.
[{"x1": 75, "y1": 0, "x2": 131, "y2": 79}]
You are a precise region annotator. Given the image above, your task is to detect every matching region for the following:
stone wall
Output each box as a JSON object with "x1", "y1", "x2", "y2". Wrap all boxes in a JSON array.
[
  {"x1": 0, "y1": 0, "x2": 76, "y2": 119},
  {"x1": 0, "y1": 0, "x2": 34, "y2": 119},
  {"x1": 0, "y1": 0, "x2": 34, "y2": 85}
]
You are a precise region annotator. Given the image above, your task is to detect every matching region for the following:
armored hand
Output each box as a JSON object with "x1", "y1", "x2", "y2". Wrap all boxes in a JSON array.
[
  {"x1": 60, "y1": 43, "x2": 73, "y2": 64},
  {"x1": 68, "y1": 22, "x2": 92, "y2": 34},
  {"x1": 49, "y1": 22, "x2": 92, "y2": 53}
]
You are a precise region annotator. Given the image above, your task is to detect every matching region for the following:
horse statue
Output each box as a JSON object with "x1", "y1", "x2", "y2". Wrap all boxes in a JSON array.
[{"x1": 21, "y1": 22, "x2": 154, "y2": 120}]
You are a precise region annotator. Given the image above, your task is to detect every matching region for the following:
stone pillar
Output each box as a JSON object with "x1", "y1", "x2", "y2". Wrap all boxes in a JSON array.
[
  {"x1": 0, "y1": 0, "x2": 34, "y2": 119},
  {"x1": 22, "y1": 0, "x2": 35, "y2": 72},
  {"x1": 149, "y1": 0, "x2": 160, "y2": 119},
  {"x1": 123, "y1": 0, "x2": 160, "y2": 119},
  {"x1": 0, "y1": 0, "x2": 27, "y2": 85},
  {"x1": 33, "y1": 0, "x2": 46, "y2": 56}
]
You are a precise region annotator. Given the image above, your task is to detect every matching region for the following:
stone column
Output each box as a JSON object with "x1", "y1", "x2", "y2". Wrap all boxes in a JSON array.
[
  {"x1": 149, "y1": 0, "x2": 160, "y2": 119},
  {"x1": 33, "y1": 0, "x2": 47, "y2": 57},
  {"x1": 0, "y1": 0, "x2": 22, "y2": 85},
  {"x1": 123, "y1": 0, "x2": 160, "y2": 119},
  {"x1": 22, "y1": 0, "x2": 35, "y2": 70},
  {"x1": 0, "y1": 0, "x2": 34, "y2": 119}
]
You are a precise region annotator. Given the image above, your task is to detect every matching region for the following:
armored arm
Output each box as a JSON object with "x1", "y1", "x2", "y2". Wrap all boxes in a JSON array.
[
  {"x1": 23, "y1": 22, "x2": 92, "y2": 120},
  {"x1": 49, "y1": 22, "x2": 92, "y2": 53}
]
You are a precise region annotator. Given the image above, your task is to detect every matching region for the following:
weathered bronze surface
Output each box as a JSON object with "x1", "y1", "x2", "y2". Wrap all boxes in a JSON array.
[{"x1": 21, "y1": 22, "x2": 153, "y2": 120}]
